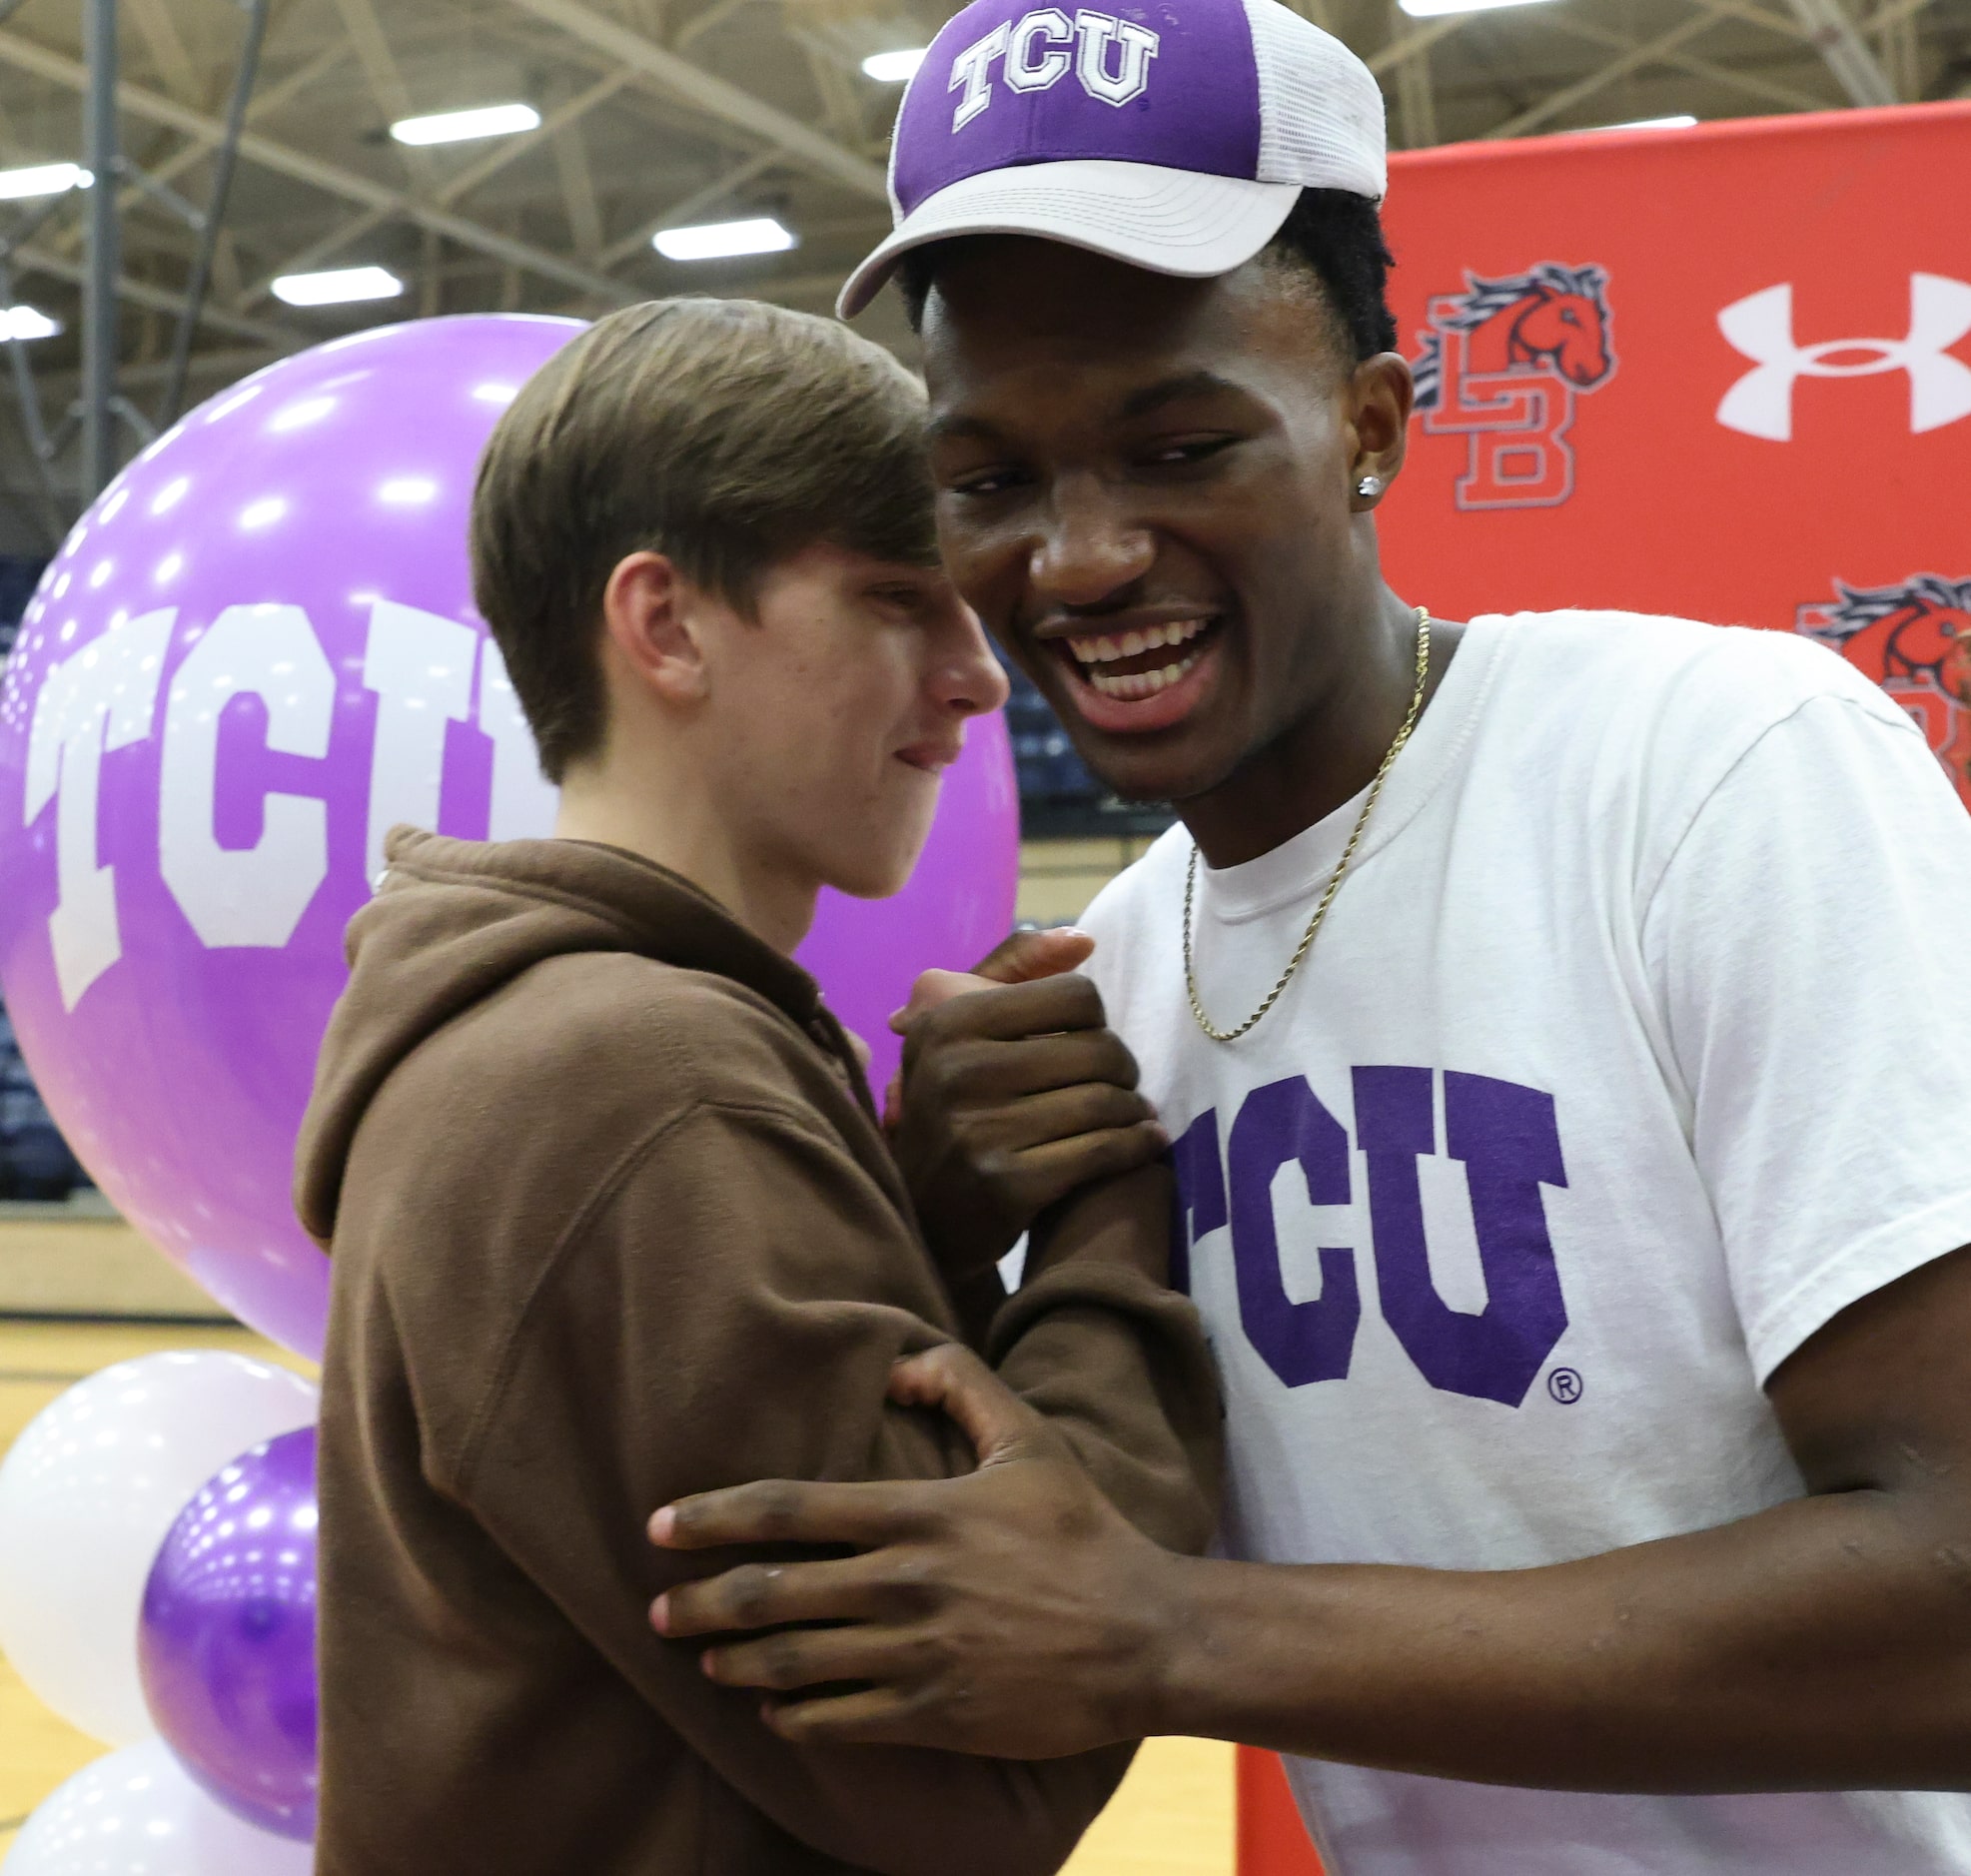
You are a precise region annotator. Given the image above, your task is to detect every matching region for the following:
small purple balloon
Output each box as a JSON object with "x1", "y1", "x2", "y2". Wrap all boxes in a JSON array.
[
  {"x1": 0, "y1": 314, "x2": 1018, "y2": 1358},
  {"x1": 139, "y1": 1424, "x2": 320, "y2": 1842}
]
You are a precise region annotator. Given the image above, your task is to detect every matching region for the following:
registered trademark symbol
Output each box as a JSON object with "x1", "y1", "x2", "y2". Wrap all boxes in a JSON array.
[{"x1": 1546, "y1": 1367, "x2": 1583, "y2": 1405}]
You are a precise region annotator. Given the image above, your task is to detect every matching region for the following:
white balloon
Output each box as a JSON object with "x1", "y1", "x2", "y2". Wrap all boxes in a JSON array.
[
  {"x1": 2, "y1": 1737, "x2": 315, "y2": 1875},
  {"x1": 0, "y1": 1351, "x2": 318, "y2": 1744}
]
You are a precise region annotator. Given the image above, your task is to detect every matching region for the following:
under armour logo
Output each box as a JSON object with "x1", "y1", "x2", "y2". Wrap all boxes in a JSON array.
[{"x1": 1716, "y1": 274, "x2": 1971, "y2": 441}]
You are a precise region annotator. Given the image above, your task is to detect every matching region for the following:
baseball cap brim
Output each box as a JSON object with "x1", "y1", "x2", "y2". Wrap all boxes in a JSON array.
[{"x1": 837, "y1": 159, "x2": 1302, "y2": 320}]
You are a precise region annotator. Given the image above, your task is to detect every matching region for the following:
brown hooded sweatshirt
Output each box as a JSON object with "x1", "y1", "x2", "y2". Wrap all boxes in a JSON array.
[{"x1": 294, "y1": 829, "x2": 1222, "y2": 1876}]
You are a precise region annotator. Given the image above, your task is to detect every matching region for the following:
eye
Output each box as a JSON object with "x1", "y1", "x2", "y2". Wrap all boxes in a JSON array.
[
  {"x1": 865, "y1": 574, "x2": 949, "y2": 618},
  {"x1": 1138, "y1": 435, "x2": 1239, "y2": 469},
  {"x1": 1560, "y1": 310, "x2": 1580, "y2": 326},
  {"x1": 944, "y1": 465, "x2": 1030, "y2": 498}
]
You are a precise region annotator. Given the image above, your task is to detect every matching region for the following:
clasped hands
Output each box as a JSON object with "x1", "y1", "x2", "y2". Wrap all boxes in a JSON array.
[{"x1": 884, "y1": 925, "x2": 1168, "y2": 1284}]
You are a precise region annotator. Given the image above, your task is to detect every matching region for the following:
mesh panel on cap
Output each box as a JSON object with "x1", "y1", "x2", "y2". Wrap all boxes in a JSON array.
[{"x1": 1243, "y1": 0, "x2": 1389, "y2": 198}]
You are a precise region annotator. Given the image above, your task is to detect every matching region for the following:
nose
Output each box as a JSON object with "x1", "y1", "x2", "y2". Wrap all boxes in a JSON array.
[
  {"x1": 1029, "y1": 470, "x2": 1154, "y2": 610},
  {"x1": 930, "y1": 600, "x2": 1011, "y2": 719}
]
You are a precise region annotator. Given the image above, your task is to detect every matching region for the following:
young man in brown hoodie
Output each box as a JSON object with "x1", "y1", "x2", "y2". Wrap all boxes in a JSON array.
[{"x1": 292, "y1": 297, "x2": 1221, "y2": 1876}]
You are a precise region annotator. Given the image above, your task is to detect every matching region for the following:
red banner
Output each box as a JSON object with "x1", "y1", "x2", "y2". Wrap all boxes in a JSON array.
[
  {"x1": 1379, "y1": 102, "x2": 1971, "y2": 809},
  {"x1": 1240, "y1": 1746, "x2": 1327, "y2": 1875}
]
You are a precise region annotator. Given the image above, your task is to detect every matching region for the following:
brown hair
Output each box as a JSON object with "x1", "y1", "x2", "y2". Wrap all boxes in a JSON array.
[{"x1": 471, "y1": 297, "x2": 937, "y2": 783}]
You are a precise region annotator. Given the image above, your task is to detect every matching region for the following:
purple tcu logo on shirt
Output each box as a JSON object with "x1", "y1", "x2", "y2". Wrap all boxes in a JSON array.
[
  {"x1": 1172, "y1": 1069, "x2": 1570, "y2": 1407},
  {"x1": 893, "y1": 0, "x2": 1266, "y2": 215}
]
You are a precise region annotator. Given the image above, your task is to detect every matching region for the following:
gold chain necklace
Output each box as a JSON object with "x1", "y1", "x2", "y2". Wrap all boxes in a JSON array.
[{"x1": 1183, "y1": 608, "x2": 1432, "y2": 1044}]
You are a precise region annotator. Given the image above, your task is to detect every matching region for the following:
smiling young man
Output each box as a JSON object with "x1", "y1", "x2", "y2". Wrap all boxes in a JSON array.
[
  {"x1": 293, "y1": 298, "x2": 1221, "y2": 1876},
  {"x1": 647, "y1": 8, "x2": 1971, "y2": 1873}
]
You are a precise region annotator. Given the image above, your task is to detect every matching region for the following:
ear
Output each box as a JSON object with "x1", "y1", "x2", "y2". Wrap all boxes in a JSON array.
[
  {"x1": 1347, "y1": 352, "x2": 1416, "y2": 513},
  {"x1": 600, "y1": 550, "x2": 709, "y2": 706}
]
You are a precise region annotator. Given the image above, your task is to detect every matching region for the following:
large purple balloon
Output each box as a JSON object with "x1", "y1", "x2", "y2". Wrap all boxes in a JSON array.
[
  {"x1": 0, "y1": 315, "x2": 1017, "y2": 1359},
  {"x1": 139, "y1": 1425, "x2": 320, "y2": 1842}
]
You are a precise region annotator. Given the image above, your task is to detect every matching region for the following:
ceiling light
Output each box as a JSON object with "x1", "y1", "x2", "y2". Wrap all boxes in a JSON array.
[
  {"x1": 861, "y1": 48, "x2": 928, "y2": 81},
  {"x1": 0, "y1": 305, "x2": 60, "y2": 341},
  {"x1": 1398, "y1": 0, "x2": 1554, "y2": 17},
  {"x1": 653, "y1": 217, "x2": 797, "y2": 263},
  {"x1": 390, "y1": 103, "x2": 541, "y2": 147},
  {"x1": 271, "y1": 266, "x2": 406, "y2": 308},
  {"x1": 0, "y1": 162, "x2": 91, "y2": 200},
  {"x1": 1593, "y1": 113, "x2": 1699, "y2": 129}
]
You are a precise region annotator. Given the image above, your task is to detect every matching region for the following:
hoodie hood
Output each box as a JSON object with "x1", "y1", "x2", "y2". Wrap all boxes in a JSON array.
[{"x1": 294, "y1": 827, "x2": 851, "y2": 1248}]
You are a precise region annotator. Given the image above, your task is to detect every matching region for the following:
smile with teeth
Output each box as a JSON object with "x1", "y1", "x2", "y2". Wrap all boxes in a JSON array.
[{"x1": 1061, "y1": 616, "x2": 1216, "y2": 700}]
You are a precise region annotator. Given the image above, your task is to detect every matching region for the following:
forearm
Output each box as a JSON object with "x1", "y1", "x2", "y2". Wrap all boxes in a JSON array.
[
  {"x1": 991, "y1": 1165, "x2": 1223, "y2": 1554},
  {"x1": 1151, "y1": 1485, "x2": 1971, "y2": 1790},
  {"x1": 1023, "y1": 1161, "x2": 1171, "y2": 1289}
]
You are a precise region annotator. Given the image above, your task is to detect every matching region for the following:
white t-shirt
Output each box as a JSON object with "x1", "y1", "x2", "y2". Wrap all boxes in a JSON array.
[{"x1": 1077, "y1": 610, "x2": 1971, "y2": 1876}]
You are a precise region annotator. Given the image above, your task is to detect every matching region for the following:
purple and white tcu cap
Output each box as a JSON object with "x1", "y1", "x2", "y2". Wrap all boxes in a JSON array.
[{"x1": 837, "y1": 0, "x2": 1387, "y2": 318}]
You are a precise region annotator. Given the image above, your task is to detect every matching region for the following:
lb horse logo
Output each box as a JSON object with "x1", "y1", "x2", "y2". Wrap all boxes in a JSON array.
[
  {"x1": 1798, "y1": 574, "x2": 1971, "y2": 809},
  {"x1": 1413, "y1": 264, "x2": 1617, "y2": 510}
]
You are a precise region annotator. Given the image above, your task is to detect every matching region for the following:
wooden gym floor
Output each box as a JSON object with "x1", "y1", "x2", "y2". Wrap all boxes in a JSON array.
[{"x1": 0, "y1": 1307, "x2": 1234, "y2": 1871}]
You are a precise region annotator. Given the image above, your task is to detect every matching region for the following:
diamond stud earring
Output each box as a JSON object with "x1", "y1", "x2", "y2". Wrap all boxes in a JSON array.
[{"x1": 1356, "y1": 473, "x2": 1385, "y2": 499}]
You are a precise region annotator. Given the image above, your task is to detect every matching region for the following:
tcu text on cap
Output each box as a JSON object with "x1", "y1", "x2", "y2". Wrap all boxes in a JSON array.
[{"x1": 950, "y1": 9, "x2": 1162, "y2": 128}]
